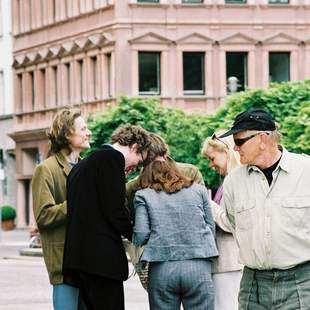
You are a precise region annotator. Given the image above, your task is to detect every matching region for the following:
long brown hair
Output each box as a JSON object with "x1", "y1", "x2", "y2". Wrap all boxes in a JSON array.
[
  {"x1": 139, "y1": 160, "x2": 193, "y2": 193},
  {"x1": 47, "y1": 108, "x2": 81, "y2": 156}
]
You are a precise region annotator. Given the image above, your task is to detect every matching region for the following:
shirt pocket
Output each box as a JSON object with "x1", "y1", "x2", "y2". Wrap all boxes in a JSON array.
[
  {"x1": 235, "y1": 199, "x2": 255, "y2": 231},
  {"x1": 280, "y1": 196, "x2": 310, "y2": 228}
]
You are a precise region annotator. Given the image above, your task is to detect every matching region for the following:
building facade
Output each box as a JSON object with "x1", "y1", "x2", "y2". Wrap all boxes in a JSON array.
[
  {"x1": 11, "y1": 0, "x2": 310, "y2": 226},
  {"x1": 0, "y1": 0, "x2": 17, "y2": 211}
]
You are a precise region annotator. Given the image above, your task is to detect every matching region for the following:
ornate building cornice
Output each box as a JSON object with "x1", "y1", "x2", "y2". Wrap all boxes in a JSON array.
[{"x1": 13, "y1": 32, "x2": 115, "y2": 68}]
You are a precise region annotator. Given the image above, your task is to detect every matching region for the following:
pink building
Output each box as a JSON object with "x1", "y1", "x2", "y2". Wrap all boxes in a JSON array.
[{"x1": 11, "y1": 0, "x2": 310, "y2": 227}]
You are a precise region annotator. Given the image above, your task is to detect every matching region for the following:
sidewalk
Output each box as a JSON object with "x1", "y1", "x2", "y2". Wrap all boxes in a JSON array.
[
  {"x1": 0, "y1": 228, "x2": 149, "y2": 310},
  {"x1": 0, "y1": 228, "x2": 29, "y2": 246},
  {"x1": 0, "y1": 228, "x2": 30, "y2": 258}
]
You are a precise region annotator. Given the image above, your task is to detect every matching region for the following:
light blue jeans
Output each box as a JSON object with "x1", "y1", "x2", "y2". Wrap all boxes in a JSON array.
[
  {"x1": 148, "y1": 259, "x2": 214, "y2": 310},
  {"x1": 53, "y1": 284, "x2": 79, "y2": 310}
]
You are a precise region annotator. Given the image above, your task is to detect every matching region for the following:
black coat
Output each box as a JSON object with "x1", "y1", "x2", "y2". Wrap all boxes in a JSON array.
[{"x1": 63, "y1": 145, "x2": 133, "y2": 282}]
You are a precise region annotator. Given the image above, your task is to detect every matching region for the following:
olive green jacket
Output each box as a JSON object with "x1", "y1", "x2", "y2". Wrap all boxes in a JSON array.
[{"x1": 32, "y1": 151, "x2": 71, "y2": 285}]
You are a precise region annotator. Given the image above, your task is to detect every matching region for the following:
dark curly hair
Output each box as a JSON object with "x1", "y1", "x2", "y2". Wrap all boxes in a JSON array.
[
  {"x1": 47, "y1": 108, "x2": 81, "y2": 156},
  {"x1": 109, "y1": 124, "x2": 151, "y2": 153}
]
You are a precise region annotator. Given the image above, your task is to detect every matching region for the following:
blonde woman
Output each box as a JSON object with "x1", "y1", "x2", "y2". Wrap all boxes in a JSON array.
[{"x1": 201, "y1": 130, "x2": 242, "y2": 310}]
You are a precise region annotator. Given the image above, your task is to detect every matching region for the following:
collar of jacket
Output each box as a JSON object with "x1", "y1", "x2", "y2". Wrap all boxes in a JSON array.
[{"x1": 55, "y1": 151, "x2": 73, "y2": 176}]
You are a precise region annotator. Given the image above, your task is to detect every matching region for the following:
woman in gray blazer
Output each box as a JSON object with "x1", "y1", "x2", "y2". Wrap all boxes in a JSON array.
[{"x1": 133, "y1": 159, "x2": 218, "y2": 310}]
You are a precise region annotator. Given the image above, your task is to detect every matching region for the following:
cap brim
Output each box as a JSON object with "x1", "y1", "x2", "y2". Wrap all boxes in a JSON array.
[{"x1": 218, "y1": 128, "x2": 244, "y2": 138}]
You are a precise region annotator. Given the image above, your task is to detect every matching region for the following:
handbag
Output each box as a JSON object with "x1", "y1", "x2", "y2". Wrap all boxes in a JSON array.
[{"x1": 123, "y1": 240, "x2": 149, "y2": 291}]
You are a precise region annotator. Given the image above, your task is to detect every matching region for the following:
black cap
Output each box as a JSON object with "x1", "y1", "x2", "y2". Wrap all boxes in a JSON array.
[{"x1": 219, "y1": 108, "x2": 276, "y2": 138}]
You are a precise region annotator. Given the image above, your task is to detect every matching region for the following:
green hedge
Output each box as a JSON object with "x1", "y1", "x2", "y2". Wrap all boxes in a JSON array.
[
  {"x1": 1, "y1": 205, "x2": 16, "y2": 221},
  {"x1": 86, "y1": 80, "x2": 310, "y2": 189}
]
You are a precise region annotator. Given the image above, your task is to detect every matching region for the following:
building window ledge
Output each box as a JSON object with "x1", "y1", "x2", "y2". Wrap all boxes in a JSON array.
[
  {"x1": 173, "y1": 4, "x2": 213, "y2": 8},
  {"x1": 129, "y1": 3, "x2": 169, "y2": 8},
  {"x1": 139, "y1": 92, "x2": 161, "y2": 96},
  {"x1": 259, "y1": 4, "x2": 294, "y2": 8},
  {"x1": 216, "y1": 4, "x2": 256, "y2": 8},
  {"x1": 176, "y1": 95, "x2": 212, "y2": 100}
]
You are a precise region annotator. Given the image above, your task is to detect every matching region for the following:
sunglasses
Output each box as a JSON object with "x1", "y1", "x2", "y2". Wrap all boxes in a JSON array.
[
  {"x1": 234, "y1": 132, "x2": 269, "y2": 147},
  {"x1": 211, "y1": 133, "x2": 229, "y2": 149}
]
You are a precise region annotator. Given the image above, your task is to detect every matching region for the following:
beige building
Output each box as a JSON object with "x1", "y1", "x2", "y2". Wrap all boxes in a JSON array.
[
  {"x1": 0, "y1": 0, "x2": 17, "y2": 211},
  {"x1": 11, "y1": 0, "x2": 310, "y2": 226}
]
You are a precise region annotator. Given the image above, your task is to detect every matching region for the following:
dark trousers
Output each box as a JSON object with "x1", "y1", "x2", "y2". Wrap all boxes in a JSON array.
[{"x1": 77, "y1": 271, "x2": 125, "y2": 310}]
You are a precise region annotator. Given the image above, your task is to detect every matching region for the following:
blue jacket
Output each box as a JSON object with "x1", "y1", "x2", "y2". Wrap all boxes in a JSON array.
[{"x1": 133, "y1": 183, "x2": 219, "y2": 262}]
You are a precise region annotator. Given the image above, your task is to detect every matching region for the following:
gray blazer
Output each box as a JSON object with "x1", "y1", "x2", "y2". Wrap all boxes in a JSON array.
[{"x1": 133, "y1": 183, "x2": 219, "y2": 262}]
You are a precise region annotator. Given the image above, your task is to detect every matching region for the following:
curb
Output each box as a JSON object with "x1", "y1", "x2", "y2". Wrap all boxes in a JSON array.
[{"x1": 19, "y1": 248, "x2": 43, "y2": 257}]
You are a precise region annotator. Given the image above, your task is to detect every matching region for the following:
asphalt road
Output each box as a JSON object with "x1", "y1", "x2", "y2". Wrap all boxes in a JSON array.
[{"x1": 0, "y1": 229, "x2": 149, "y2": 310}]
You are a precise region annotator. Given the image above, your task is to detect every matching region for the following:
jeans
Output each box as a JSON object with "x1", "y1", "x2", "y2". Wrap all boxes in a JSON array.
[
  {"x1": 148, "y1": 259, "x2": 214, "y2": 310},
  {"x1": 239, "y1": 262, "x2": 310, "y2": 310},
  {"x1": 53, "y1": 284, "x2": 86, "y2": 310}
]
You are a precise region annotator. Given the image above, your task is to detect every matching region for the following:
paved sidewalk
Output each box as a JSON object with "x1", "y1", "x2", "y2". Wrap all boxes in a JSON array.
[{"x1": 0, "y1": 229, "x2": 149, "y2": 310}]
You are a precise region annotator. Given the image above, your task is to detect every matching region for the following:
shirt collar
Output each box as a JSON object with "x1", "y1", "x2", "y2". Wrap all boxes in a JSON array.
[
  {"x1": 55, "y1": 151, "x2": 72, "y2": 176},
  {"x1": 247, "y1": 145, "x2": 290, "y2": 174}
]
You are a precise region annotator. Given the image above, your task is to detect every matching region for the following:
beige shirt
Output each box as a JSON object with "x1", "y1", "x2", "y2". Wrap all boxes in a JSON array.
[{"x1": 219, "y1": 147, "x2": 310, "y2": 270}]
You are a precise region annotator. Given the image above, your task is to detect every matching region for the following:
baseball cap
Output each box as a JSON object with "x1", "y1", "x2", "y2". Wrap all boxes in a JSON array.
[{"x1": 219, "y1": 108, "x2": 276, "y2": 138}]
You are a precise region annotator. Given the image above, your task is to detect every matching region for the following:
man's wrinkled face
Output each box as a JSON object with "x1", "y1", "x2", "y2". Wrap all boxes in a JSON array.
[{"x1": 233, "y1": 131, "x2": 261, "y2": 165}]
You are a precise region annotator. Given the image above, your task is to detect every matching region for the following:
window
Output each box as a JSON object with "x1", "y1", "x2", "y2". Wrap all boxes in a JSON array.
[
  {"x1": 226, "y1": 52, "x2": 248, "y2": 93},
  {"x1": 106, "y1": 54, "x2": 112, "y2": 98},
  {"x1": 182, "y1": 0, "x2": 203, "y2": 3},
  {"x1": 183, "y1": 52, "x2": 205, "y2": 95},
  {"x1": 77, "y1": 60, "x2": 84, "y2": 102},
  {"x1": 137, "y1": 0, "x2": 160, "y2": 2},
  {"x1": 30, "y1": 72, "x2": 35, "y2": 109},
  {"x1": 90, "y1": 56, "x2": 98, "y2": 100},
  {"x1": 269, "y1": 0, "x2": 289, "y2": 3},
  {"x1": 225, "y1": 0, "x2": 246, "y2": 3},
  {"x1": 16, "y1": 74, "x2": 23, "y2": 112},
  {"x1": 139, "y1": 52, "x2": 160, "y2": 95},
  {"x1": 269, "y1": 52, "x2": 290, "y2": 83},
  {"x1": 64, "y1": 63, "x2": 71, "y2": 104},
  {"x1": 52, "y1": 66, "x2": 58, "y2": 106},
  {"x1": 52, "y1": 0, "x2": 56, "y2": 21},
  {"x1": 37, "y1": 69, "x2": 46, "y2": 108}
]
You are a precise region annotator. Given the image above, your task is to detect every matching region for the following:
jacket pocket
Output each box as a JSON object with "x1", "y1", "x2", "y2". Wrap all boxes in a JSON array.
[
  {"x1": 46, "y1": 242, "x2": 64, "y2": 281},
  {"x1": 235, "y1": 199, "x2": 255, "y2": 231},
  {"x1": 280, "y1": 196, "x2": 310, "y2": 228}
]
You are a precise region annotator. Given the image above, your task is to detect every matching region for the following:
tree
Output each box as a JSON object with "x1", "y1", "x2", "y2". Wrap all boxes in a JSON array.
[{"x1": 86, "y1": 80, "x2": 310, "y2": 188}]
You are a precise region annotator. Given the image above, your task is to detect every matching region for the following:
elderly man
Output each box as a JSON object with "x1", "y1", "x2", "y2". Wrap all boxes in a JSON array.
[{"x1": 217, "y1": 108, "x2": 310, "y2": 309}]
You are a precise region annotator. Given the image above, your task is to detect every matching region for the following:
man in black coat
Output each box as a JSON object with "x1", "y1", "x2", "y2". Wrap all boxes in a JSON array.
[{"x1": 63, "y1": 124, "x2": 150, "y2": 310}]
